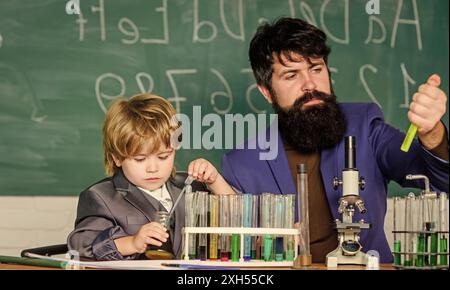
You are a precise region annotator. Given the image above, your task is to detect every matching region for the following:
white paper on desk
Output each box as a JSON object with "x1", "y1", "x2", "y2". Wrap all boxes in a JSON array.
[{"x1": 24, "y1": 253, "x2": 172, "y2": 270}]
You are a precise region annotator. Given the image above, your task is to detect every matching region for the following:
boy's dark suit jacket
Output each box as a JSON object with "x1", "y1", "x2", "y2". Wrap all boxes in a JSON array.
[{"x1": 67, "y1": 170, "x2": 208, "y2": 261}]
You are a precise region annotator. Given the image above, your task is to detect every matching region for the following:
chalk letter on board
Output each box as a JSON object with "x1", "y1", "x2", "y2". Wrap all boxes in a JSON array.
[
  {"x1": 91, "y1": 0, "x2": 106, "y2": 41},
  {"x1": 299, "y1": 1, "x2": 318, "y2": 27},
  {"x1": 193, "y1": 0, "x2": 217, "y2": 43},
  {"x1": 0, "y1": 34, "x2": 3, "y2": 48},
  {"x1": 359, "y1": 64, "x2": 381, "y2": 108},
  {"x1": 76, "y1": 12, "x2": 87, "y2": 41},
  {"x1": 399, "y1": 63, "x2": 416, "y2": 109},
  {"x1": 241, "y1": 68, "x2": 266, "y2": 114},
  {"x1": 95, "y1": 73, "x2": 126, "y2": 113},
  {"x1": 202, "y1": 113, "x2": 223, "y2": 150},
  {"x1": 320, "y1": 0, "x2": 349, "y2": 45},
  {"x1": 166, "y1": 69, "x2": 197, "y2": 113},
  {"x1": 365, "y1": 0, "x2": 380, "y2": 15},
  {"x1": 391, "y1": 0, "x2": 422, "y2": 51},
  {"x1": 141, "y1": 0, "x2": 169, "y2": 44},
  {"x1": 118, "y1": 18, "x2": 139, "y2": 45},
  {"x1": 210, "y1": 69, "x2": 234, "y2": 115},
  {"x1": 66, "y1": 0, "x2": 80, "y2": 15},
  {"x1": 136, "y1": 72, "x2": 155, "y2": 94},
  {"x1": 288, "y1": 0, "x2": 296, "y2": 18},
  {"x1": 220, "y1": 0, "x2": 244, "y2": 41},
  {"x1": 365, "y1": 16, "x2": 386, "y2": 44}
]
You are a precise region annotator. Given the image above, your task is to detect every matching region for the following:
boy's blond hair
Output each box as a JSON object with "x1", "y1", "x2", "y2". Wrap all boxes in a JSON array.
[{"x1": 103, "y1": 93, "x2": 179, "y2": 176}]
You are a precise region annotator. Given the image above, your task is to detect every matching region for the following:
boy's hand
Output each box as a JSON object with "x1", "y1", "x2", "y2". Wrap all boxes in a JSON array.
[
  {"x1": 132, "y1": 222, "x2": 169, "y2": 253},
  {"x1": 188, "y1": 158, "x2": 219, "y2": 184}
]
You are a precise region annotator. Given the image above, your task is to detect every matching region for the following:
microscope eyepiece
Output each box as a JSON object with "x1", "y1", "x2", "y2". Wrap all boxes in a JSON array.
[{"x1": 345, "y1": 136, "x2": 356, "y2": 169}]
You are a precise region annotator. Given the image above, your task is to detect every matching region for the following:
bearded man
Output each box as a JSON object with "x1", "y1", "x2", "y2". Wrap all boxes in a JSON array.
[{"x1": 221, "y1": 17, "x2": 449, "y2": 263}]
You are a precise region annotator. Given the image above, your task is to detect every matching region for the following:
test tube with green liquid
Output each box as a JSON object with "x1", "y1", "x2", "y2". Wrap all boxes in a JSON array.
[
  {"x1": 273, "y1": 195, "x2": 285, "y2": 261},
  {"x1": 416, "y1": 195, "x2": 425, "y2": 267},
  {"x1": 404, "y1": 193, "x2": 415, "y2": 266},
  {"x1": 439, "y1": 192, "x2": 448, "y2": 266},
  {"x1": 284, "y1": 194, "x2": 295, "y2": 261},
  {"x1": 260, "y1": 192, "x2": 273, "y2": 261},
  {"x1": 393, "y1": 197, "x2": 402, "y2": 266}
]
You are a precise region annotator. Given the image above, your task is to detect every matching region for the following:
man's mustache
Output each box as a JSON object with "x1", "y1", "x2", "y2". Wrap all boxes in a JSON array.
[{"x1": 290, "y1": 90, "x2": 336, "y2": 110}]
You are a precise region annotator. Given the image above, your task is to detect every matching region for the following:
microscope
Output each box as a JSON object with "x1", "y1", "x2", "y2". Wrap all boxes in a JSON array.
[{"x1": 326, "y1": 136, "x2": 376, "y2": 268}]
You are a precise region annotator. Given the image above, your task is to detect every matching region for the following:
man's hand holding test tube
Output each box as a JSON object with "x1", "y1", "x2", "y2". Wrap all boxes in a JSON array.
[{"x1": 401, "y1": 74, "x2": 447, "y2": 152}]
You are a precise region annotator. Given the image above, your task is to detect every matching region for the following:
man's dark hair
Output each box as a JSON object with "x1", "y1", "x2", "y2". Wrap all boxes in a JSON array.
[{"x1": 249, "y1": 17, "x2": 331, "y2": 90}]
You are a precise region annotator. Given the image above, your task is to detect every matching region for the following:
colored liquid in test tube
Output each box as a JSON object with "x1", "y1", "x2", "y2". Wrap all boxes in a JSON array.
[
  {"x1": 230, "y1": 195, "x2": 243, "y2": 262},
  {"x1": 243, "y1": 194, "x2": 253, "y2": 261},
  {"x1": 439, "y1": 193, "x2": 448, "y2": 266},
  {"x1": 284, "y1": 194, "x2": 295, "y2": 261},
  {"x1": 184, "y1": 192, "x2": 197, "y2": 260},
  {"x1": 219, "y1": 195, "x2": 231, "y2": 261},
  {"x1": 393, "y1": 197, "x2": 401, "y2": 266},
  {"x1": 416, "y1": 195, "x2": 425, "y2": 267},
  {"x1": 251, "y1": 194, "x2": 259, "y2": 259},
  {"x1": 197, "y1": 191, "x2": 208, "y2": 261},
  {"x1": 209, "y1": 195, "x2": 219, "y2": 260},
  {"x1": 273, "y1": 195, "x2": 285, "y2": 261},
  {"x1": 404, "y1": 193, "x2": 415, "y2": 266},
  {"x1": 260, "y1": 193, "x2": 273, "y2": 261}
]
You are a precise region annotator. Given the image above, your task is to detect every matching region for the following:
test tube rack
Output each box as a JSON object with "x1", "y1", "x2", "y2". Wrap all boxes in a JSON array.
[
  {"x1": 391, "y1": 229, "x2": 449, "y2": 270},
  {"x1": 391, "y1": 190, "x2": 449, "y2": 270},
  {"x1": 182, "y1": 226, "x2": 300, "y2": 267}
]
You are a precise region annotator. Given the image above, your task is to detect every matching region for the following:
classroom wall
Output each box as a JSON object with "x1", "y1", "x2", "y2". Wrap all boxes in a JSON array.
[
  {"x1": 0, "y1": 196, "x2": 396, "y2": 257},
  {"x1": 0, "y1": 196, "x2": 77, "y2": 256}
]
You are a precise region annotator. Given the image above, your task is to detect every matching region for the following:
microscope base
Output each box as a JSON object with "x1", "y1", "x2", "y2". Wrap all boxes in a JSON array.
[{"x1": 326, "y1": 247, "x2": 379, "y2": 269}]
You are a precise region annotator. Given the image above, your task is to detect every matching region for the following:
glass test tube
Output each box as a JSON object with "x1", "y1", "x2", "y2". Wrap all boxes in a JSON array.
[
  {"x1": 393, "y1": 196, "x2": 402, "y2": 266},
  {"x1": 423, "y1": 194, "x2": 437, "y2": 266},
  {"x1": 184, "y1": 192, "x2": 197, "y2": 259},
  {"x1": 416, "y1": 194, "x2": 425, "y2": 267},
  {"x1": 404, "y1": 193, "x2": 415, "y2": 266},
  {"x1": 439, "y1": 192, "x2": 448, "y2": 266},
  {"x1": 251, "y1": 194, "x2": 259, "y2": 259},
  {"x1": 297, "y1": 164, "x2": 311, "y2": 264},
  {"x1": 219, "y1": 195, "x2": 231, "y2": 261},
  {"x1": 197, "y1": 191, "x2": 208, "y2": 260},
  {"x1": 260, "y1": 192, "x2": 273, "y2": 261},
  {"x1": 284, "y1": 194, "x2": 295, "y2": 261},
  {"x1": 273, "y1": 194, "x2": 285, "y2": 261},
  {"x1": 209, "y1": 195, "x2": 219, "y2": 260},
  {"x1": 430, "y1": 196, "x2": 439, "y2": 266},
  {"x1": 243, "y1": 194, "x2": 253, "y2": 261},
  {"x1": 230, "y1": 194, "x2": 243, "y2": 262}
]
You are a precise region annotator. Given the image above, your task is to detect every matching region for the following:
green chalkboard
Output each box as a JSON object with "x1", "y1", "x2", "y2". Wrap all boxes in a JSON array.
[{"x1": 0, "y1": 0, "x2": 448, "y2": 196}]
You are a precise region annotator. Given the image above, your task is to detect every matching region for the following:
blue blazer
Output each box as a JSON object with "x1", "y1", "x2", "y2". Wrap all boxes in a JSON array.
[{"x1": 221, "y1": 103, "x2": 449, "y2": 263}]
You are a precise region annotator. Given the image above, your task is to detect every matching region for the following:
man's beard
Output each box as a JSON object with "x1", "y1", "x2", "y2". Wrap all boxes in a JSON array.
[{"x1": 272, "y1": 90, "x2": 347, "y2": 153}]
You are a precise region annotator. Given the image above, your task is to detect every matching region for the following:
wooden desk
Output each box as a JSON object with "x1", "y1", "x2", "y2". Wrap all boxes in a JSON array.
[
  {"x1": 0, "y1": 262, "x2": 394, "y2": 270},
  {"x1": 0, "y1": 263, "x2": 62, "y2": 270}
]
